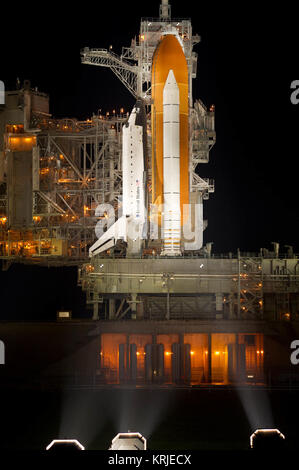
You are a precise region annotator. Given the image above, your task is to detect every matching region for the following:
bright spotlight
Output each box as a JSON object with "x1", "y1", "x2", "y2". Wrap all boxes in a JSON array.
[
  {"x1": 250, "y1": 429, "x2": 285, "y2": 450},
  {"x1": 109, "y1": 432, "x2": 147, "y2": 450},
  {"x1": 46, "y1": 439, "x2": 85, "y2": 451}
]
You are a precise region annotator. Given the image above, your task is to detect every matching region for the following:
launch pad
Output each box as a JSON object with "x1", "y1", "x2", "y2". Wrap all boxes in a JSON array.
[{"x1": 0, "y1": 0, "x2": 299, "y2": 388}]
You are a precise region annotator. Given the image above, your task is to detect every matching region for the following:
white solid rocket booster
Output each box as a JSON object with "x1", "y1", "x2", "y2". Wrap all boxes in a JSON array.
[{"x1": 162, "y1": 69, "x2": 181, "y2": 256}]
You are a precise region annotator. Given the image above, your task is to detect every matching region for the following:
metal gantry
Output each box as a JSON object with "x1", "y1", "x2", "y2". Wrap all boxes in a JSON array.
[
  {"x1": 34, "y1": 114, "x2": 125, "y2": 258},
  {"x1": 0, "y1": 112, "x2": 126, "y2": 264},
  {"x1": 81, "y1": 48, "x2": 138, "y2": 98},
  {"x1": 78, "y1": 255, "x2": 299, "y2": 321}
]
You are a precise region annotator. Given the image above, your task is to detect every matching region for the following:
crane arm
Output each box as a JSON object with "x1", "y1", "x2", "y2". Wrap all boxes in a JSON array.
[{"x1": 81, "y1": 48, "x2": 138, "y2": 98}]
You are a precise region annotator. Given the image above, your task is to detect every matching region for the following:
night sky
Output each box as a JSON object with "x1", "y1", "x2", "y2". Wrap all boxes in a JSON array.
[{"x1": 0, "y1": 1, "x2": 299, "y2": 318}]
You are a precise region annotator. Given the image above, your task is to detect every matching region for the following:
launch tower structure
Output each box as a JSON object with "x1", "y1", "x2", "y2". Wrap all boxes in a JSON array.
[
  {"x1": 81, "y1": 0, "x2": 216, "y2": 256},
  {"x1": 82, "y1": 0, "x2": 199, "y2": 105},
  {"x1": 1, "y1": 1, "x2": 299, "y2": 388}
]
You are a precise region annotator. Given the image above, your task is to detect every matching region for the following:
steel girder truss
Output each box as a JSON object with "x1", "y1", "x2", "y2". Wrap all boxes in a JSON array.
[
  {"x1": 81, "y1": 17, "x2": 200, "y2": 103},
  {"x1": 81, "y1": 48, "x2": 138, "y2": 98},
  {"x1": 78, "y1": 258, "x2": 260, "y2": 321},
  {"x1": 235, "y1": 257, "x2": 264, "y2": 319},
  {"x1": 190, "y1": 100, "x2": 216, "y2": 197},
  {"x1": 33, "y1": 118, "x2": 124, "y2": 259},
  {"x1": 78, "y1": 253, "x2": 299, "y2": 321},
  {"x1": 145, "y1": 295, "x2": 215, "y2": 320},
  {"x1": 0, "y1": 115, "x2": 125, "y2": 264}
]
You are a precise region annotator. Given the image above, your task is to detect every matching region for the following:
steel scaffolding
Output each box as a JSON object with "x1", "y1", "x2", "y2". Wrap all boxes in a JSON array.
[
  {"x1": 78, "y1": 254, "x2": 299, "y2": 321},
  {"x1": 0, "y1": 112, "x2": 126, "y2": 264}
]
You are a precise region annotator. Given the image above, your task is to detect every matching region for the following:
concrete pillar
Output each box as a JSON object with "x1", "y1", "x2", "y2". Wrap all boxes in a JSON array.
[
  {"x1": 184, "y1": 343, "x2": 191, "y2": 384},
  {"x1": 131, "y1": 294, "x2": 137, "y2": 312},
  {"x1": 109, "y1": 298, "x2": 115, "y2": 320},
  {"x1": 119, "y1": 344, "x2": 126, "y2": 383},
  {"x1": 179, "y1": 333, "x2": 184, "y2": 382},
  {"x1": 228, "y1": 294, "x2": 234, "y2": 319},
  {"x1": 215, "y1": 293, "x2": 223, "y2": 311},
  {"x1": 131, "y1": 294, "x2": 137, "y2": 320},
  {"x1": 166, "y1": 291, "x2": 170, "y2": 320},
  {"x1": 136, "y1": 301, "x2": 144, "y2": 320},
  {"x1": 92, "y1": 298, "x2": 99, "y2": 321},
  {"x1": 129, "y1": 343, "x2": 137, "y2": 382},
  {"x1": 126, "y1": 334, "x2": 130, "y2": 380},
  {"x1": 227, "y1": 343, "x2": 236, "y2": 383},
  {"x1": 145, "y1": 344, "x2": 153, "y2": 382},
  {"x1": 215, "y1": 293, "x2": 223, "y2": 319}
]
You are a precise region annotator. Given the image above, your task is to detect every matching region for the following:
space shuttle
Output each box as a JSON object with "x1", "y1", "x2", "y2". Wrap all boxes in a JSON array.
[
  {"x1": 90, "y1": 27, "x2": 205, "y2": 258},
  {"x1": 151, "y1": 32, "x2": 204, "y2": 255},
  {"x1": 89, "y1": 100, "x2": 147, "y2": 257}
]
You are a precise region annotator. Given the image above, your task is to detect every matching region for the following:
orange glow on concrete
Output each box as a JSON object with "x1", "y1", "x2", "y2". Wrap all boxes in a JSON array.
[
  {"x1": 8, "y1": 135, "x2": 36, "y2": 151},
  {"x1": 129, "y1": 334, "x2": 152, "y2": 381},
  {"x1": 6, "y1": 124, "x2": 24, "y2": 134},
  {"x1": 239, "y1": 333, "x2": 264, "y2": 380},
  {"x1": 99, "y1": 333, "x2": 264, "y2": 385},
  {"x1": 101, "y1": 333, "x2": 126, "y2": 383},
  {"x1": 157, "y1": 334, "x2": 179, "y2": 383},
  {"x1": 184, "y1": 333, "x2": 209, "y2": 384},
  {"x1": 212, "y1": 334, "x2": 235, "y2": 384}
]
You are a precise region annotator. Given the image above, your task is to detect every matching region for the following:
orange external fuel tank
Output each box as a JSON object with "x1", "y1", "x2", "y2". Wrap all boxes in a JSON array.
[{"x1": 151, "y1": 34, "x2": 189, "y2": 224}]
